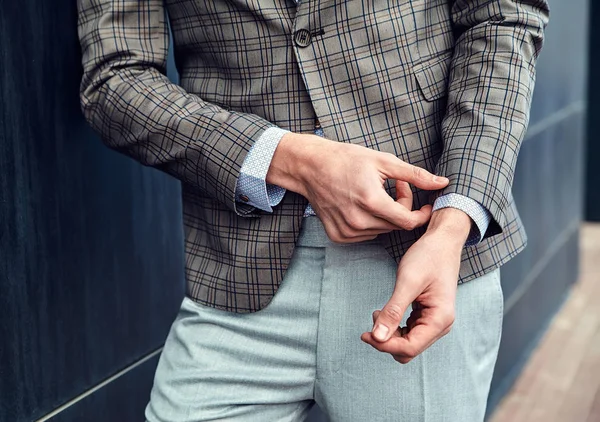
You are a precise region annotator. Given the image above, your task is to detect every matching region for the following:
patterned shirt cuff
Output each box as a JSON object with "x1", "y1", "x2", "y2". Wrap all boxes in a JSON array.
[
  {"x1": 235, "y1": 127, "x2": 289, "y2": 212},
  {"x1": 432, "y1": 193, "x2": 492, "y2": 246}
]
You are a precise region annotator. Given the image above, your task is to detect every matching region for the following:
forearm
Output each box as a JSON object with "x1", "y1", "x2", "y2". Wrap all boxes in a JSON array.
[
  {"x1": 433, "y1": 194, "x2": 491, "y2": 245},
  {"x1": 436, "y1": 0, "x2": 549, "y2": 233},
  {"x1": 265, "y1": 132, "x2": 326, "y2": 197},
  {"x1": 427, "y1": 208, "x2": 471, "y2": 247},
  {"x1": 78, "y1": 0, "x2": 274, "y2": 215}
]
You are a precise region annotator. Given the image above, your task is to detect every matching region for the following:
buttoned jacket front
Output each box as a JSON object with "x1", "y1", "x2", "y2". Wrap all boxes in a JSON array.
[{"x1": 77, "y1": 0, "x2": 549, "y2": 312}]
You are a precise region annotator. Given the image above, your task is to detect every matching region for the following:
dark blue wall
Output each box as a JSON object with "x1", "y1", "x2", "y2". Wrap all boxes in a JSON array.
[
  {"x1": 0, "y1": 0, "x2": 588, "y2": 420},
  {"x1": 586, "y1": 0, "x2": 600, "y2": 222},
  {"x1": 0, "y1": 2, "x2": 185, "y2": 420}
]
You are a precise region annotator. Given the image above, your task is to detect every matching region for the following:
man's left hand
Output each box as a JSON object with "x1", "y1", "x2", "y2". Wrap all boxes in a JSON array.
[{"x1": 360, "y1": 208, "x2": 472, "y2": 364}]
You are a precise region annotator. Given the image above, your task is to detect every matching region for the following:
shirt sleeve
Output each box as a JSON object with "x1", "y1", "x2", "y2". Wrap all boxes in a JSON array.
[
  {"x1": 433, "y1": 193, "x2": 492, "y2": 246},
  {"x1": 235, "y1": 127, "x2": 289, "y2": 212}
]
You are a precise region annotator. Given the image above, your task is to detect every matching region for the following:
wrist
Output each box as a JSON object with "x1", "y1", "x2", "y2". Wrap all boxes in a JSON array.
[
  {"x1": 265, "y1": 132, "x2": 323, "y2": 196},
  {"x1": 426, "y1": 208, "x2": 472, "y2": 247}
]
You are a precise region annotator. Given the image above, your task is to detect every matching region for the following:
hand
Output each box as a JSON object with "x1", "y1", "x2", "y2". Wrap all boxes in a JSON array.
[
  {"x1": 266, "y1": 133, "x2": 449, "y2": 243},
  {"x1": 360, "y1": 208, "x2": 471, "y2": 363}
]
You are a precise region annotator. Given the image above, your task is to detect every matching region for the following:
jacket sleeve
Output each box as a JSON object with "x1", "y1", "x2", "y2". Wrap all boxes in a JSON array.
[
  {"x1": 77, "y1": 0, "x2": 274, "y2": 215},
  {"x1": 433, "y1": 0, "x2": 550, "y2": 237}
]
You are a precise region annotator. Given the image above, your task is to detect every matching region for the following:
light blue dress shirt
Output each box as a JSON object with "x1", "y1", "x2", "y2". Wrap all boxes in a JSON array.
[{"x1": 236, "y1": 126, "x2": 491, "y2": 246}]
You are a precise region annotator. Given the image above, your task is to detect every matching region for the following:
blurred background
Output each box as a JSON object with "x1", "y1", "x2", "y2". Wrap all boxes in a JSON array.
[{"x1": 0, "y1": 0, "x2": 598, "y2": 420}]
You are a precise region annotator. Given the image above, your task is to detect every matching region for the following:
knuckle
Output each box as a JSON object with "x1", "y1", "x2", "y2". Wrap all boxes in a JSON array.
[
  {"x1": 400, "y1": 273, "x2": 419, "y2": 288},
  {"x1": 393, "y1": 355, "x2": 412, "y2": 364},
  {"x1": 346, "y1": 214, "x2": 367, "y2": 231},
  {"x1": 412, "y1": 165, "x2": 424, "y2": 180},
  {"x1": 329, "y1": 234, "x2": 342, "y2": 243},
  {"x1": 379, "y1": 152, "x2": 398, "y2": 166},
  {"x1": 360, "y1": 195, "x2": 378, "y2": 211},
  {"x1": 439, "y1": 311, "x2": 455, "y2": 330},
  {"x1": 396, "y1": 214, "x2": 418, "y2": 230},
  {"x1": 403, "y1": 218, "x2": 418, "y2": 231},
  {"x1": 382, "y1": 304, "x2": 404, "y2": 322},
  {"x1": 395, "y1": 217, "x2": 409, "y2": 229},
  {"x1": 403, "y1": 345, "x2": 418, "y2": 359},
  {"x1": 331, "y1": 234, "x2": 347, "y2": 243},
  {"x1": 339, "y1": 225, "x2": 355, "y2": 239},
  {"x1": 326, "y1": 228, "x2": 344, "y2": 243}
]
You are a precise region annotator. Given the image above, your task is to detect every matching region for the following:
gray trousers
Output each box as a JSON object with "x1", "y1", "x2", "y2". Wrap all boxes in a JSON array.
[{"x1": 146, "y1": 217, "x2": 503, "y2": 422}]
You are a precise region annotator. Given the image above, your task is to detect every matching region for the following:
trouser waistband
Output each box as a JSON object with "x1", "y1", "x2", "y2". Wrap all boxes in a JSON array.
[{"x1": 296, "y1": 216, "x2": 382, "y2": 248}]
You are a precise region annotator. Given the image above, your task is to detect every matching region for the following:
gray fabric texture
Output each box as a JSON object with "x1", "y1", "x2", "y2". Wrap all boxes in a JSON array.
[{"x1": 146, "y1": 217, "x2": 503, "y2": 422}]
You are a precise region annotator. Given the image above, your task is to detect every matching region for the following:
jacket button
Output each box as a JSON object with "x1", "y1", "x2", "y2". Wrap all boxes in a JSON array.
[
  {"x1": 239, "y1": 194, "x2": 249, "y2": 202},
  {"x1": 294, "y1": 29, "x2": 312, "y2": 48}
]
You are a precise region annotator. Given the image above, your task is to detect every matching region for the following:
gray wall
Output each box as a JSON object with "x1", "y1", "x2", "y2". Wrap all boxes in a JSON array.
[
  {"x1": 487, "y1": 0, "x2": 589, "y2": 410},
  {"x1": 0, "y1": 0, "x2": 588, "y2": 420}
]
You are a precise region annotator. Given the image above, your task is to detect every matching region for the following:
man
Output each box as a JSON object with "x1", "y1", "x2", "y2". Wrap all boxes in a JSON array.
[{"x1": 77, "y1": 0, "x2": 548, "y2": 420}]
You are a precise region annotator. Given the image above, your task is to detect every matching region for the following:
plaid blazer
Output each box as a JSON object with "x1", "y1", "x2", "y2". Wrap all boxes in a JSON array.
[{"x1": 77, "y1": 0, "x2": 549, "y2": 313}]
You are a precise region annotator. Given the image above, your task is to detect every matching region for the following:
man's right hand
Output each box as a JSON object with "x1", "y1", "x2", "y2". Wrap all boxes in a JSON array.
[{"x1": 265, "y1": 132, "x2": 449, "y2": 243}]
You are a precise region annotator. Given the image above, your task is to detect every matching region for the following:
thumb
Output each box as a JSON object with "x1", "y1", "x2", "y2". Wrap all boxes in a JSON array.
[{"x1": 372, "y1": 295, "x2": 410, "y2": 342}]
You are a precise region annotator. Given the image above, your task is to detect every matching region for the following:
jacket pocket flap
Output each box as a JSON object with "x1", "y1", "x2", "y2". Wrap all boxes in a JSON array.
[{"x1": 413, "y1": 51, "x2": 453, "y2": 101}]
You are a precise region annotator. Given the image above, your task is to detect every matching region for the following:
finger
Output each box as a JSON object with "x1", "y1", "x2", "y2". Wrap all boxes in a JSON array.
[
  {"x1": 381, "y1": 157, "x2": 449, "y2": 191},
  {"x1": 372, "y1": 310, "x2": 410, "y2": 338},
  {"x1": 363, "y1": 309, "x2": 452, "y2": 361},
  {"x1": 375, "y1": 323, "x2": 441, "y2": 358},
  {"x1": 361, "y1": 325, "x2": 435, "y2": 363},
  {"x1": 339, "y1": 234, "x2": 380, "y2": 243},
  {"x1": 395, "y1": 180, "x2": 413, "y2": 210},
  {"x1": 371, "y1": 292, "x2": 412, "y2": 343},
  {"x1": 371, "y1": 309, "x2": 381, "y2": 324},
  {"x1": 370, "y1": 307, "x2": 419, "y2": 344},
  {"x1": 325, "y1": 219, "x2": 387, "y2": 243},
  {"x1": 327, "y1": 231, "x2": 380, "y2": 244},
  {"x1": 341, "y1": 213, "x2": 406, "y2": 233},
  {"x1": 371, "y1": 263, "x2": 430, "y2": 343},
  {"x1": 324, "y1": 220, "x2": 382, "y2": 244},
  {"x1": 371, "y1": 196, "x2": 433, "y2": 231}
]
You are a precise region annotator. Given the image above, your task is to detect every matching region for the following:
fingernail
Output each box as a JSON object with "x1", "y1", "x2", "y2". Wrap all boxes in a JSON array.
[
  {"x1": 373, "y1": 324, "x2": 389, "y2": 341},
  {"x1": 434, "y1": 176, "x2": 449, "y2": 183}
]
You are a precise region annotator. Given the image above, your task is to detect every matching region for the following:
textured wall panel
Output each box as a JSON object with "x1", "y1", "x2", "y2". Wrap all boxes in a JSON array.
[
  {"x1": 487, "y1": 0, "x2": 589, "y2": 411},
  {"x1": 0, "y1": 2, "x2": 185, "y2": 421},
  {"x1": 586, "y1": 0, "x2": 600, "y2": 221}
]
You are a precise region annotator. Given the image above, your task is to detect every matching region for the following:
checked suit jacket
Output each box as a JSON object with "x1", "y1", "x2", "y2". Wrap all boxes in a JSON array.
[{"x1": 77, "y1": 0, "x2": 549, "y2": 313}]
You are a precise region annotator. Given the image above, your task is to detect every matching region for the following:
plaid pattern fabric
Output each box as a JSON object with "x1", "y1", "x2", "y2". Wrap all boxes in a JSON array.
[{"x1": 77, "y1": 0, "x2": 549, "y2": 313}]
